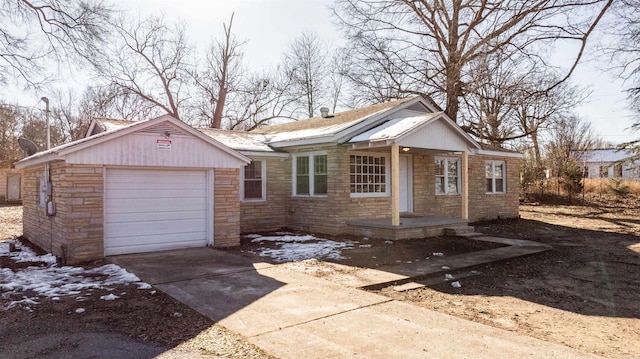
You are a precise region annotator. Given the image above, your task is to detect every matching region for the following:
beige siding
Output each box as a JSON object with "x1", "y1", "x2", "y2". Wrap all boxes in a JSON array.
[{"x1": 65, "y1": 133, "x2": 246, "y2": 169}]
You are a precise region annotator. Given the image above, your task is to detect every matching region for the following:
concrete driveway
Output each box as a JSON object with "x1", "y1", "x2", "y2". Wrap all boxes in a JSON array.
[{"x1": 110, "y1": 247, "x2": 601, "y2": 359}]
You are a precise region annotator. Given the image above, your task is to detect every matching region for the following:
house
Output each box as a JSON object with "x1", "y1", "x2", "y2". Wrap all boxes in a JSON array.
[
  {"x1": 0, "y1": 168, "x2": 22, "y2": 203},
  {"x1": 575, "y1": 148, "x2": 639, "y2": 179},
  {"x1": 15, "y1": 96, "x2": 522, "y2": 264}
]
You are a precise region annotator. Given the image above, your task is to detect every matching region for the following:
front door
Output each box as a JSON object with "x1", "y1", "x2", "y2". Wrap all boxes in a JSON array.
[{"x1": 399, "y1": 155, "x2": 413, "y2": 213}]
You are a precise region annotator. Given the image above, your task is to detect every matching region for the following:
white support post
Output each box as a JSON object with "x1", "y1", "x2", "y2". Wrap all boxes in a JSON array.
[
  {"x1": 461, "y1": 151, "x2": 469, "y2": 220},
  {"x1": 391, "y1": 143, "x2": 400, "y2": 226}
]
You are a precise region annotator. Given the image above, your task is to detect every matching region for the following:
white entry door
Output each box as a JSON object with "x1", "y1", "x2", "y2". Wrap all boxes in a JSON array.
[
  {"x1": 399, "y1": 155, "x2": 413, "y2": 213},
  {"x1": 104, "y1": 168, "x2": 210, "y2": 256}
]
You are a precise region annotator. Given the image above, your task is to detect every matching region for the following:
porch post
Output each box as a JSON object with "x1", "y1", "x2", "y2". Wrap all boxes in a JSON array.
[
  {"x1": 461, "y1": 150, "x2": 469, "y2": 220},
  {"x1": 391, "y1": 143, "x2": 400, "y2": 226}
]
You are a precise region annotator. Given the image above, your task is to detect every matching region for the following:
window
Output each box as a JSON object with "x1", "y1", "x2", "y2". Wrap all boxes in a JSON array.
[
  {"x1": 293, "y1": 153, "x2": 327, "y2": 196},
  {"x1": 599, "y1": 166, "x2": 609, "y2": 178},
  {"x1": 350, "y1": 154, "x2": 388, "y2": 196},
  {"x1": 614, "y1": 164, "x2": 623, "y2": 178},
  {"x1": 486, "y1": 161, "x2": 506, "y2": 193},
  {"x1": 435, "y1": 157, "x2": 460, "y2": 195},
  {"x1": 242, "y1": 160, "x2": 265, "y2": 201}
]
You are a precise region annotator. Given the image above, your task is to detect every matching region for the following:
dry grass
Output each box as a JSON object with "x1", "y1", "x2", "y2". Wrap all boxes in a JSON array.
[
  {"x1": 583, "y1": 178, "x2": 640, "y2": 196},
  {"x1": 0, "y1": 204, "x2": 22, "y2": 240}
]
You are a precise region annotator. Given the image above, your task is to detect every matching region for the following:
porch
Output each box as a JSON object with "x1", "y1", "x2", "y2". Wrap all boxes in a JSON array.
[{"x1": 347, "y1": 215, "x2": 470, "y2": 240}]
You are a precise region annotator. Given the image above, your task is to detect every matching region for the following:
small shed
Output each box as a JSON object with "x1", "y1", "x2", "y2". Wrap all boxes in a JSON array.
[
  {"x1": 0, "y1": 168, "x2": 22, "y2": 202},
  {"x1": 15, "y1": 115, "x2": 250, "y2": 264}
]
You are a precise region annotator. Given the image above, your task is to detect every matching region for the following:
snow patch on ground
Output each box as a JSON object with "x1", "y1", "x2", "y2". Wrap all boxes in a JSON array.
[
  {"x1": 247, "y1": 234, "x2": 356, "y2": 263},
  {"x1": 0, "y1": 239, "x2": 151, "y2": 311}
]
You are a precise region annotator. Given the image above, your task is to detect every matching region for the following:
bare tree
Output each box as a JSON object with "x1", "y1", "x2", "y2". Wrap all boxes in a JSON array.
[
  {"x1": 283, "y1": 31, "x2": 334, "y2": 118},
  {"x1": 604, "y1": 0, "x2": 640, "y2": 156},
  {"x1": 545, "y1": 115, "x2": 597, "y2": 187},
  {"x1": 334, "y1": 0, "x2": 613, "y2": 123},
  {"x1": 91, "y1": 15, "x2": 192, "y2": 121},
  {"x1": 191, "y1": 13, "x2": 244, "y2": 128},
  {"x1": 0, "y1": 0, "x2": 111, "y2": 87},
  {"x1": 227, "y1": 70, "x2": 299, "y2": 131}
]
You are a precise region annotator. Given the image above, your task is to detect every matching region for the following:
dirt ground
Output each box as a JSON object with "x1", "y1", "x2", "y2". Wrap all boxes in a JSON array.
[
  {"x1": 378, "y1": 199, "x2": 640, "y2": 359},
  {"x1": 3, "y1": 198, "x2": 640, "y2": 358},
  {"x1": 0, "y1": 204, "x2": 273, "y2": 359}
]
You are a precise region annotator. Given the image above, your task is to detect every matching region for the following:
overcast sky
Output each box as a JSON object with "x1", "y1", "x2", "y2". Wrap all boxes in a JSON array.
[{"x1": 22, "y1": 0, "x2": 639, "y2": 144}]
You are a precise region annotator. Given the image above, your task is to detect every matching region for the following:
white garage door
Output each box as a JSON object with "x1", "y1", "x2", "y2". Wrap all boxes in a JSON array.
[{"x1": 104, "y1": 168, "x2": 209, "y2": 256}]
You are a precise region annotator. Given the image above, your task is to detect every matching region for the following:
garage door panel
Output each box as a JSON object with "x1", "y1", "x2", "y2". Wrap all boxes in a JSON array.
[
  {"x1": 106, "y1": 188, "x2": 206, "y2": 199},
  {"x1": 105, "y1": 218, "x2": 207, "y2": 238},
  {"x1": 105, "y1": 230, "x2": 207, "y2": 247},
  {"x1": 105, "y1": 237, "x2": 206, "y2": 256},
  {"x1": 104, "y1": 168, "x2": 209, "y2": 256},
  {"x1": 105, "y1": 197, "x2": 207, "y2": 213},
  {"x1": 105, "y1": 210, "x2": 204, "y2": 223}
]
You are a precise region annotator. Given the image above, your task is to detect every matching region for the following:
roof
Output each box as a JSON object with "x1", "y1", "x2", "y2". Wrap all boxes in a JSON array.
[
  {"x1": 85, "y1": 118, "x2": 137, "y2": 137},
  {"x1": 196, "y1": 128, "x2": 276, "y2": 153},
  {"x1": 577, "y1": 148, "x2": 636, "y2": 163},
  {"x1": 251, "y1": 97, "x2": 418, "y2": 136},
  {"x1": 349, "y1": 113, "x2": 441, "y2": 143},
  {"x1": 251, "y1": 97, "x2": 428, "y2": 146},
  {"x1": 16, "y1": 115, "x2": 250, "y2": 168}
]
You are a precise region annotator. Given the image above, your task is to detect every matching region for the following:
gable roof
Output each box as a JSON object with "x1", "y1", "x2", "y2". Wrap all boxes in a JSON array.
[
  {"x1": 349, "y1": 113, "x2": 482, "y2": 152},
  {"x1": 16, "y1": 114, "x2": 250, "y2": 168},
  {"x1": 577, "y1": 148, "x2": 636, "y2": 163},
  {"x1": 251, "y1": 96, "x2": 442, "y2": 147}
]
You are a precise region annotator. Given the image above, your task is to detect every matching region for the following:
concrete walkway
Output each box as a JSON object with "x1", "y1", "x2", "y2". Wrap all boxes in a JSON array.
[{"x1": 110, "y1": 239, "x2": 600, "y2": 359}]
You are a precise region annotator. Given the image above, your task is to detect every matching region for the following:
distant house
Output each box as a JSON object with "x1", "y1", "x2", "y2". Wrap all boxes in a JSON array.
[
  {"x1": 0, "y1": 168, "x2": 22, "y2": 203},
  {"x1": 15, "y1": 96, "x2": 522, "y2": 264},
  {"x1": 575, "y1": 149, "x2": 639, "y2": 180}
]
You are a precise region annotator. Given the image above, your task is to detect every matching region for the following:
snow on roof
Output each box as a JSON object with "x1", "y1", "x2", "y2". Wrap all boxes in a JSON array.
[
  {"x1": 196, "y1": 128, "x2": 275, "y2": 152},
  {"x1": 578, "y1": 149, "x2": 635, "y2": 163},
  {"x1": 251, "y1": 97, "x2": 419, "y2": 142},
  {"x1": 95, "y1": 118, "x2": 137, "y2": 132},
  {"x1": 349, "y1": 113, "x2": 439, "y2": 143}
]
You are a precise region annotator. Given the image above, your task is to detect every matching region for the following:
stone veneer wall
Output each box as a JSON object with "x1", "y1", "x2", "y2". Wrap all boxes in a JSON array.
[
  {"x1": 214, "y1": 168, "x2": 242, "y2": 247},
  {"x1": 240, "y1": 157, "x2": 288, "y2": 233},
  {"x1": 22, "y1": 163, "x2": 104, "y2": 264},
  {"x1": 467, "y1": 155, "x2": 520, "y2": 221},
  {"x1": 282, "y1": 145, "x2": 520, "y2": 237}
]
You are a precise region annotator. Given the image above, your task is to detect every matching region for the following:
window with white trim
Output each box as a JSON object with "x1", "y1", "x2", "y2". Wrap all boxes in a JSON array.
[
  {"x1": 293, "y1": 153, "x2": 327, "y2": 196},
  {"x1": 241, "y1": 160, "x2": 266, "y2": 201},
  {"x1": 350, "y1": 154, "x2": 389, "y2": 196},
  {"x1": 435, "y1": 157, "x2": 460, "y2": 195},
  {"x1": 486, "y1": 161, "x2": 506, "y2": 193}
]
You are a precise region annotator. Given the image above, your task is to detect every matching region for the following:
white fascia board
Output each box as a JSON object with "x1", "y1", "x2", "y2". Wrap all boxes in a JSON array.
[
  {"x1": 267, "y1": 136, "x2": 335, "y2": 148},
  {"x1": 14, "y1": 153, "x2": 61, "y2": 169},
  {"x1": 240, "y1": 150, "x2": 289, "y2": 158},
  {"x1": 474, "y1": 149, "x2": 524, "y2": 158}
]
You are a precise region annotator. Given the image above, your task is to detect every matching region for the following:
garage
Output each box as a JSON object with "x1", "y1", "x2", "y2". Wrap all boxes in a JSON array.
[
  {"x1": 15, "y1": 114, "x2": 250, "y2": 264},
  {"x1": 104, "y1": 168, "x2": 211, "y2": 256}
]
